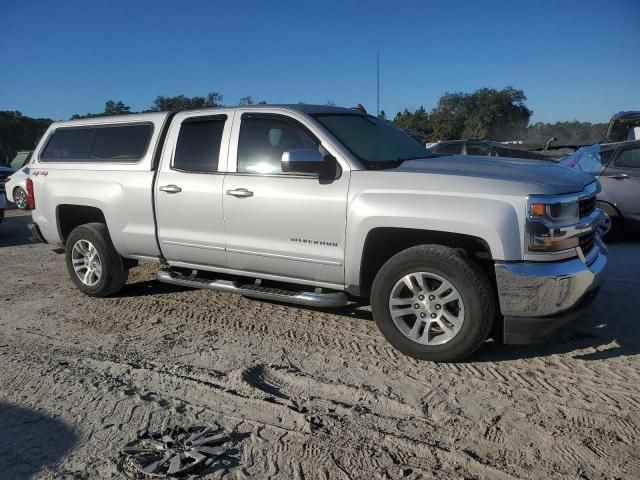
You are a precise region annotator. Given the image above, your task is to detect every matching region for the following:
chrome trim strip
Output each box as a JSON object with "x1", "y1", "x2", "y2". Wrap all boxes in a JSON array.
[
  {"x1": 227, "y1": 248, "x2": 343, "y2": 266},
  {"x1": 163, "y1": 240, "x2": 225, "y2": 251},
  {"x1": 157, "y1": 270, "x2": 349, "y2": 308}
]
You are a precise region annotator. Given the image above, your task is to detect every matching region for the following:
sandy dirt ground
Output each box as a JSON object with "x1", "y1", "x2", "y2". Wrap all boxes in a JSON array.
[{"x1": 1, "y1": 208, "x2": 639, "y2": 479}]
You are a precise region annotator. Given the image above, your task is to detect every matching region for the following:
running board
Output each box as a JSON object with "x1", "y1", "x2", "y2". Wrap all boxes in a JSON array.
[{"x1": 156, "y1": 270, "x2": 349, "y2": 308}]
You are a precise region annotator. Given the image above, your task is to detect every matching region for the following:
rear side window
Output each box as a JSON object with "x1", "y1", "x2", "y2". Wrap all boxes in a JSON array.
[
  {"x1": 41, "y1": 123, "x2": 153, "y2": 162},
  {"x1": 173, "y1": 116, "x2": 226, "y2": 173},
  {"x1": 91, "y1": 124, "x2": 152, "y2": 160},
  {"x1": 433, "y1": 142, "x2": 463, "y2": 155}
]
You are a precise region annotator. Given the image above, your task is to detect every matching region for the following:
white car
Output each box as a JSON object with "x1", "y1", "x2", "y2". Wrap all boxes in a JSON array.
[{"x1": 5, "y1": 166, "x2": 30, "y2": 209}]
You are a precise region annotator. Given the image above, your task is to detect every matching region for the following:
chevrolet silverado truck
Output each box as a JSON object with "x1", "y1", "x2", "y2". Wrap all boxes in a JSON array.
[{"x1": 27, "y1": 105, "x2": 607, "y2": 361}]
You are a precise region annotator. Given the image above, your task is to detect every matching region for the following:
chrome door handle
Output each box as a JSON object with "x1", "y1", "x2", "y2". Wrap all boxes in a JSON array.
[
  {"x1": 226, "y1": 188, "x2": 254, "y2": 198},
  {"x1": 159, "y1": 184, "x2": 182, "y2": 193},
  {"x1": 608, "y1": 173, "x2": 630, "y2": 180}
]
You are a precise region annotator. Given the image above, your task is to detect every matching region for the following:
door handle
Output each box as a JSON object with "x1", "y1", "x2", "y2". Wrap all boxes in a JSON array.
[
  {"x1": 159, "y1": 184, "x2": 182, "y2": 193},
  {"x1": 608, "y1": 173, "x2": 630, "y2": 180},
  {"x1": 226, "y1": 188, "x2": 254, "y2": 198}
]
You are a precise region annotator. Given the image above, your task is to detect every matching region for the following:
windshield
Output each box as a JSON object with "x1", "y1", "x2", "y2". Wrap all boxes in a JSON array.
[{"x1": 312, "y1": 114, "x2": 430, "y2": 169}]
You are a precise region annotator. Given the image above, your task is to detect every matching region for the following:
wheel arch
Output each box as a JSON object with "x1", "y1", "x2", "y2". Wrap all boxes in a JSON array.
[
  {"x1": 354, "y1": 227, "x2": 495, "y2": 298},
  {"x1": 56, "y1": 204, "x2": 107, "y2": 244}
]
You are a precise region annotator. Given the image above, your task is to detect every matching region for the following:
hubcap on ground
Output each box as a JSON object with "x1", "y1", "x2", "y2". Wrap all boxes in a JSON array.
[
  {"x1": 388, "y1": 271, "x2": 465, "y2": 346},
  {"x1": 71, "y1": 239, "x2": 102, "y2": 286}
]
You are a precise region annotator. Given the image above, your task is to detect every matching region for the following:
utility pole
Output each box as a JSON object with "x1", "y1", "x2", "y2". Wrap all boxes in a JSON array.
[{"x1": 376, "y1": 51, "x2": 380, "y2": 117}]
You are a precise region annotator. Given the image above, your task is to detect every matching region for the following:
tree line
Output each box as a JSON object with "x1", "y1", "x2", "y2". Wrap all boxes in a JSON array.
[{"x1": 0, "y1": 88, "x2": 610, "y2": 164}]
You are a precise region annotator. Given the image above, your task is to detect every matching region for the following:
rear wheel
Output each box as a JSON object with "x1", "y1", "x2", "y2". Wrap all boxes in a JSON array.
[
  {"x1": 13, "y1": 187, "x2": 28, "y2": 209},
  {"x1": 65, "y1": 223, "x2": 128, "y2": 297},
  {"x1": 371, "y1": 245, "x2": 494, "y2": 362}
]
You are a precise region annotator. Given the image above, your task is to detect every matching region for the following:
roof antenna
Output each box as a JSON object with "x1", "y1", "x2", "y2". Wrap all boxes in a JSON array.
[{"x1": 376, "y1": 51, "x2": 380, "y2": 117}]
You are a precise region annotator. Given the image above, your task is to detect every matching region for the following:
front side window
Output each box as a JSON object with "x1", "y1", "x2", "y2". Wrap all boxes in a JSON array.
[
  {"x1": 467, "y1": 143, "x2": 493, "y2": 156},
  {"x1": 313, "y1": 114, "x2": 428, "y2": 169},
  {"x1": 41, "y1": 123, "x2": 153, "y2": 162},
  {"x1": 237, "y1": 116, "x2": 318, "y2": 174},
  {"x1": 615, "y1": 147, "x2": 640, "y2": 169},
  {"x1": 173, "y1": 116, "x2": 226, "y2": 173}
]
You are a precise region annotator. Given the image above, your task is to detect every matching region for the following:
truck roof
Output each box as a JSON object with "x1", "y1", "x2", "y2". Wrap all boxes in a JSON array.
[{"x1": 55, "y1": 104, "x2": 362, "y2": 127}]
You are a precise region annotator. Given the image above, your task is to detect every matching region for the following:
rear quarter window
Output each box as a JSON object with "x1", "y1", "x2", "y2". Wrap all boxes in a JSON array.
[{"x1": 40, "y1": 123, "x2": 153, "y2": 162}]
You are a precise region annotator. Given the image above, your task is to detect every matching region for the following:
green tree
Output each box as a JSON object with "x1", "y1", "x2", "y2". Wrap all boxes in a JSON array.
[
  {"x1": 0, "y1": 111, "x2": 52, "y2": 164},
  {"x1": 429, "y1": 87, "x2": 532, "y2": 141},
  {"x1": 71, "y1": 100, "x2": 132, "y2": 119},
  {"x1": 239, "y1": 96, "x2": 254, "y2": 106},
  {"x1": 150, "y1": 92, "x2": 223, "y2": 111},
  {"x1": 393, "y1": 106, "x2": 432, "y2": 139}
]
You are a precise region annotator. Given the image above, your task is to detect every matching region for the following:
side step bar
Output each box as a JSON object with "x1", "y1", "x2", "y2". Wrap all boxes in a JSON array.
[{"x1": 156, "y1": 270, "x2": 350, "y2": 308}]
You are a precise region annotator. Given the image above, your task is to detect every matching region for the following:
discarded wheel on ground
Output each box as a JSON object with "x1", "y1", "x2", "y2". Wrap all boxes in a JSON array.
[
  {"x1": 120, "y1": 425, "x2": 227, "y2": 478},
  {"x1": 371, "y1": 245, "x2": 494, "y2": 362}
]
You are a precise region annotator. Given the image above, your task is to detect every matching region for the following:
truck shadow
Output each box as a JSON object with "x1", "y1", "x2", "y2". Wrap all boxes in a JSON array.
[
  {"x1": 0, "y1": 402, "x2": 78, "y2": 478},
  {"x1": 0, "y1": 211, "x2": 35, "y2": 248}
]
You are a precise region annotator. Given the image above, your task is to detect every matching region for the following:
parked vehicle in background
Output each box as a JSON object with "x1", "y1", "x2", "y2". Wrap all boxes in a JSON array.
[
  {"x1": 0, "y1": 192, "x2": 5, "y2": 224},
  {"x1": 606, "y1": 111, "x2": 640, "y2": 143},
  {"x1": 427, "y1": 140, "x2": 549, "y2": 160},
  {"x1": 10, "y1": 150, "x2": 32, "y2": 171},
  {"x1": 595, "y1": 140, "x2": 640, "y2": 238},
  {"x1": 27, "y1": 105, "x2": 607, "y2": 361},
  {"x1": 0, "y1": 163, "x2": 14, "y2": 213},
  {"x1": 5, "y1": 166, "x2": 30, "y2": 209},
  {"x1": 5, "y1": 151, "x2": 33, "y2": 209}
]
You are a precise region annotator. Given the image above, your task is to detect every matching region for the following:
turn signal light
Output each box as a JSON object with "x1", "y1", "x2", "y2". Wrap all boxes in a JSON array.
[{"x1": 530, "y1": 203, "x2": 546, "y2": 216}]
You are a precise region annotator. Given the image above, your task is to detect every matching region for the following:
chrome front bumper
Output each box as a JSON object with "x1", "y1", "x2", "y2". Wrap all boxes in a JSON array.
[{"x1": 494, "y1": 239, "x2": 607, "y2": 343}]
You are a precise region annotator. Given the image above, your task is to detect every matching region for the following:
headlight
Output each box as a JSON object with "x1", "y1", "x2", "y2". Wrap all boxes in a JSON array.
[
  {"x1": 530, "y1": 200, "x2": 579, "y2": 224},
  {"x1": 527, "y1": 197, "x2": 581, "y2": 253}
]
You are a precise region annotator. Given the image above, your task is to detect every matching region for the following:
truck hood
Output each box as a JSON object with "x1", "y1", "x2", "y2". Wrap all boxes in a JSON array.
[{"x1": 395, "y1": 155, "x2": 594, "y2": 195}]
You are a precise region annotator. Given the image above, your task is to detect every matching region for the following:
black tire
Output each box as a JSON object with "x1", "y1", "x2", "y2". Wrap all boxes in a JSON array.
[
  {"x1": 65, "y1": 223, "x2": 128, "y2": 297},
  {"x1": 13, "y1": 186, "x2": 28, "y2": 210},
  {"x1": 371, "y1": 245, "x2": 495, "y2": 362}
]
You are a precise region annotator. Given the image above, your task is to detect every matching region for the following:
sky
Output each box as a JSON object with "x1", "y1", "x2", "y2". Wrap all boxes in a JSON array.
[{"x1": 1, "y1": 0, "x2": 638, "y2": 123}]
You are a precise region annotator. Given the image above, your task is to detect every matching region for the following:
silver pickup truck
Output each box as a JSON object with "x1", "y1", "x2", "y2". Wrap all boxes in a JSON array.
[{"x1": 28, "y1": 105, "x2": 607, "y2": 361}]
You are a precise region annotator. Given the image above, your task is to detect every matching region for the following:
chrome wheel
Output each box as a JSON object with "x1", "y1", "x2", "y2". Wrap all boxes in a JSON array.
[
  {"x1": 14, "y1": 187, "x2": 28, "y2": 209},
  {"x1": 388, "y1": 272, "x2": 465, "y2": 346},
  {"x1": 71, "y1": 239, "x2": 102, "y2": 286},
  {"x1": 598, "y1": 211, "x2": 612, "y2": 238}
]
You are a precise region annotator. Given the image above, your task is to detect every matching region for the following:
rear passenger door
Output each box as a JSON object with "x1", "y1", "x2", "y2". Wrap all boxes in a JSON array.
[{"x1": 155, "y1": 112, "x2": 232, "y2": 267}]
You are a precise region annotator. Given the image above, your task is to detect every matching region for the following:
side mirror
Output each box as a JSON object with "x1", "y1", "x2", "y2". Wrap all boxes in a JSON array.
[{"x1": 281, "y1": 149, "x2": 337, "y2": 178}]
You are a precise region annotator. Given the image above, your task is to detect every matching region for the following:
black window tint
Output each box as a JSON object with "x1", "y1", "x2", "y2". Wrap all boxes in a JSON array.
[
  {"x1": 173, "y1": 117, "x2": 226, "y2": 173},
  {"x1": 434, "y1": 143, "x2": 463, "y2": 155},
  {"x1": 91, "y1": 124, "x2": 152, "y2": 160},
  {"x1": 41, "y1": 128, "x2": 94, "y2": 161},
  {"x1": 615, "y1": 147, "x2": 640, "y2": 169},
  {"x1": 237, "y1": 117, "x2": 317, "y2": 174},
  {"x1": 467, "y1": 143, "x2": 492, "y2": 156}
]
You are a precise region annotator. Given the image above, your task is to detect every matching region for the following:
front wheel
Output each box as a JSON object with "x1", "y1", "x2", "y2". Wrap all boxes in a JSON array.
[
  {"x1": 65, "y1": 223, "x2": 128, "y2": 297},
  {"x1": 371, "y1": 245, "x2": 495, "y2": 362},
  {"x1": 13, "y1": 187, "x2": 28, "y2": 209}
]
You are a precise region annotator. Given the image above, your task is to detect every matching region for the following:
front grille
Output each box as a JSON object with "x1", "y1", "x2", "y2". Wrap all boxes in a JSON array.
[
  {"x1": 579, "y1": 232, "x2": 595, "y2": 254},
  {"x1": 579, "y1": 196, "x2": 596, "y2": 218}
]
